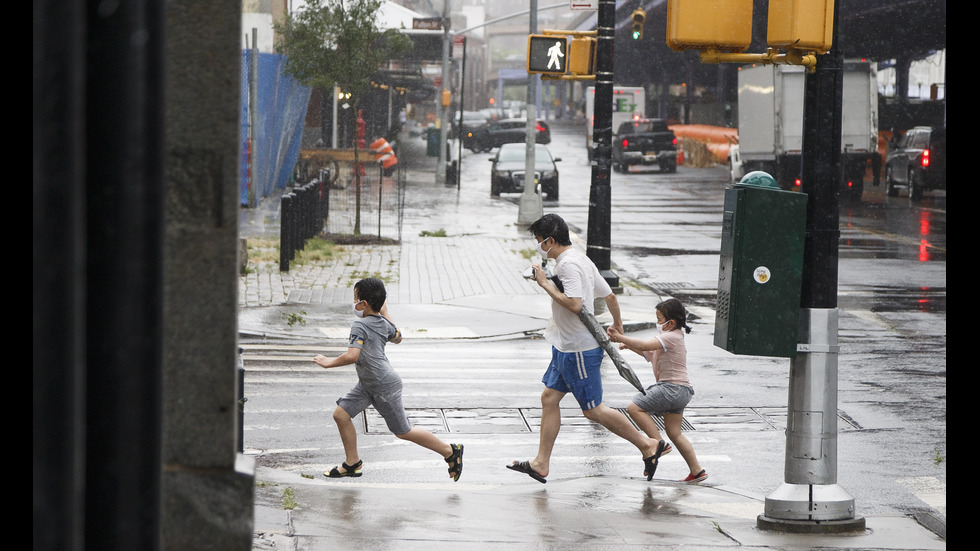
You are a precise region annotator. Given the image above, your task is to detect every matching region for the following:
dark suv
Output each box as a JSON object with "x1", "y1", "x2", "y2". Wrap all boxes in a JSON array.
[
  {"x1": 884, "y1": 126, "x2": 946, "y2": 200},
  {"x1": 464, "y1": 118, "x2": 551, "y2": 153}
]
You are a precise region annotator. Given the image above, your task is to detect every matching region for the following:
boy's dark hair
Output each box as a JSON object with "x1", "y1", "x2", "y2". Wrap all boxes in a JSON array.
[
  {"x1": 354, "y1": 278, "x2": 387, "y2": 312},
  {"x1": 528, "y1": 213, "x2": 571, "y2": 246},
  {"x1": 657, "y1": 298, "x2": 692, "y2": 334}
]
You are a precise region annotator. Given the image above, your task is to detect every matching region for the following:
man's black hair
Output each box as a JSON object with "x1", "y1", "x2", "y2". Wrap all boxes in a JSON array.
[
  {"x1": 353, "y1": 278, "x2": 387, "y2": 312},
  {"x1": 528, "y1": 213, "x2": 571, "y2": 246}
]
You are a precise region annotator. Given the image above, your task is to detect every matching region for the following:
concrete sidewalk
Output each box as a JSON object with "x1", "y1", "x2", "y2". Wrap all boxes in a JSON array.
[{"x1": 242, "y1": 124, "x2": 945, "y2": 550}]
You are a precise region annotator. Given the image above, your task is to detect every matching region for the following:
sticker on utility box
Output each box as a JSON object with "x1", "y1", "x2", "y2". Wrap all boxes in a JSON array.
[{"x1": 753, "y1": 266, "x2": 771, "y2": 284}]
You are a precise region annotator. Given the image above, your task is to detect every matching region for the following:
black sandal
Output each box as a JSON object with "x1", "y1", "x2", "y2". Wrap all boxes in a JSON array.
[
  {"x1": 325, "y1": 459, "x2": 363, "y2": 478},
  {"x1": 445, "y1": 444, "x2": 464, "y2": 481},
  {"x1": 643, "y1": 440, "x2": 667, "y2": 481}
]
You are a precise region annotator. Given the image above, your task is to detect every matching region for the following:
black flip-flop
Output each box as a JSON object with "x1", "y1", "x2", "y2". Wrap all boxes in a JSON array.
[
  {"x1": 643, "y1": 440, "x2": 667, "y2": 481},
  {"x1": 507, "y1": 460, "x2": 547, "y2": 484}
]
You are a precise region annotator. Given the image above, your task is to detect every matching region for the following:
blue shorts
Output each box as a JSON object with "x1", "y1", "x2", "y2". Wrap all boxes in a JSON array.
[
  {"x1": 337, "y1": 382, "x2": 413, "y2": 436},
  {"x1": 542, "y1": 347, "x2": 604, "y2": 410},
  {"x1": 632, "y1": 382, "x2": 694, "y2": 415}
]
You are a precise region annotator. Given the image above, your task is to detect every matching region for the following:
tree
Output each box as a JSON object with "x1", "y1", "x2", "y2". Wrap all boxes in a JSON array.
[{"x1": 277, "y1": 0, "x2": 412, "y2": 235}]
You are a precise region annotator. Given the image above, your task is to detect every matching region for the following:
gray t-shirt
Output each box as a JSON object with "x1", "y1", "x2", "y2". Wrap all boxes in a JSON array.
[{"x1": 348, "y1": 314, "x2": 403, "y2": 394}]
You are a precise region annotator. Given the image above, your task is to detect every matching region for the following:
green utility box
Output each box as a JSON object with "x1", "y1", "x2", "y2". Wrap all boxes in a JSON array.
[
  {"x1": 426, "y1": 126, "x2": 440, "y2": 157},
  {"x1": 714, "y1": 179, "x2": 807, "y2": 357}
]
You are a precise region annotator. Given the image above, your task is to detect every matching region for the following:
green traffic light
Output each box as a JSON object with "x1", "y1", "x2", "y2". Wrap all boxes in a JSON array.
[{"x1": 632, "y1": 30, "x2": 641, "y2": 39}]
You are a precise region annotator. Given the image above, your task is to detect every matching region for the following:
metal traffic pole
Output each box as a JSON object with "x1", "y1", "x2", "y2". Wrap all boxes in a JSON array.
[
  {"x1": 758, "y1": 4, "x2": 864, "y2": 532},
  {"x1": 517, "y1": 0, "x2": 543, "y2": 226},
  {"x1": 585, "y1": 0, "x2": 617, "y2": 288}
]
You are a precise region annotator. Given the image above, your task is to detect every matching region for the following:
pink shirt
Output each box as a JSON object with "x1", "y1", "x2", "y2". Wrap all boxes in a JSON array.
[{"x1": 642, "y1": 329, "x2": 691, "y2": 386}]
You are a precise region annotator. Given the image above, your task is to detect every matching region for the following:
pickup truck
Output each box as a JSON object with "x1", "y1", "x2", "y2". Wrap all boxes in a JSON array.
[
  {"x1": 611, "y1": 118, "x2": 678, "y2": 173},
  {"x1": 884, "y1": 126, "x2": 946, "y2": 201}
]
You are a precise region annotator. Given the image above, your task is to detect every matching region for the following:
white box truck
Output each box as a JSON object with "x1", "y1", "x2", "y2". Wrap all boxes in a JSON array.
[
  {"x1": 732, "y1": 61, "x2": 879, "y2": 201},
  {"x1": 585, "y1": 86, "x2": 645, "y2": 160}
]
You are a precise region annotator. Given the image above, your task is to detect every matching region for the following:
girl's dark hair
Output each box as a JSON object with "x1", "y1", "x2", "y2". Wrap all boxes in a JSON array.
[
  {"x1": 657, "y1": 298, "x2": 691, "y2": 334},
  {"x1": 353, "y1": 278, "x2": 387, "y2": 312}
]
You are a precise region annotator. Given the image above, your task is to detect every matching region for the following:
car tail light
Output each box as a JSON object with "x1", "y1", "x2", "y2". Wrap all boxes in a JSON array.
[
  {"x1": 536, "y1": 122, "x2": 546, "y2": 132},
  {"x1": 921, "y1": 149, "x2": 930, "y2": 168},
  {"x1": 622, "y1": 138, "x2": 630, "y2": 148}
]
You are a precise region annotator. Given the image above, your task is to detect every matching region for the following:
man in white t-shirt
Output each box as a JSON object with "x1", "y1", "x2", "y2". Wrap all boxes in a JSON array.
[{"x1": 507, "y1": 214, "x2": 666, "y2": 484}]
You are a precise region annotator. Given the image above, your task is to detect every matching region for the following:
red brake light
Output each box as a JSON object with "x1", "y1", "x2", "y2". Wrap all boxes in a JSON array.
[
  {"x1": 921, "y1": 149, "x2": 930, "y2": 167},
  {"x1": 622, "y1": 139, "x2": 629, "y2": 148}
]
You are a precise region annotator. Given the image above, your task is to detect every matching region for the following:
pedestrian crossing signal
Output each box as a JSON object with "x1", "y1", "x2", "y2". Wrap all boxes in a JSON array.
[{"x1": 527, "y1": 35, "x2": 568, "y2": 75}]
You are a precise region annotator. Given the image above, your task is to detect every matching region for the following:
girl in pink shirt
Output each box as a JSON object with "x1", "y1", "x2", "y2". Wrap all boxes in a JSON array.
[{"x1": 609, "y1": 298, "x2": 707, "y2": 483}]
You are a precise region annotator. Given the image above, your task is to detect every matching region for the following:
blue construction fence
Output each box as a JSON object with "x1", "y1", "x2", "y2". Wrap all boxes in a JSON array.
[{"x1": 240, "y1": 51, "x2": 310, "y2": 206}]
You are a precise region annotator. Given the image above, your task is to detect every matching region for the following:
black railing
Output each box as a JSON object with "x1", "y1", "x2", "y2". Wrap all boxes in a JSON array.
[{"x1": 279, "y1": 169, "x2": 330, "y2": 271}]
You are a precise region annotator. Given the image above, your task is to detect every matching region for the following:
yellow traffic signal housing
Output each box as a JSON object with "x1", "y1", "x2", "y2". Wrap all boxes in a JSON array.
[
  {"x1": 666, "y1": 0, "x2": 753, "y2": 52},
  {"x1": 767, "y1": 0, "x2": 834, "y2": 54},
  {"x1": 568, "y1": 37, "x2": 596, "y2": 75},
  {"x1": 527, "y1": 34, "x2": 568, "y2": 75},
  {"x1": 631, "y1": 8, "x2": 646, "y2": 40}
]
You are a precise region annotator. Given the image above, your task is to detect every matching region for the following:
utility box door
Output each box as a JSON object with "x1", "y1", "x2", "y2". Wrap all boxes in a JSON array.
[{"x1": 715, "y1": 185, "x2": 808, "y2": 357}]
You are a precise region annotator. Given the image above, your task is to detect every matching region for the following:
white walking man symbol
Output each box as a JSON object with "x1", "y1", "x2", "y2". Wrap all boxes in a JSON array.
[{"x1": 546, "y1": 41, "x2": 564, "y2": 70}]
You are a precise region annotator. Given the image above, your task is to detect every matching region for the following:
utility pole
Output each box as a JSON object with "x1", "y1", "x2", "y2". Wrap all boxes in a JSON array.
[
  {"x1": 586, "y1": 0, "x2": 617, "y2": 287},
  {"x1": 436, "y1": 0, "x2": 451, "y2": 185},
  {"x1": 517, "y1": 0, "x2": 543, "y2": 226}
]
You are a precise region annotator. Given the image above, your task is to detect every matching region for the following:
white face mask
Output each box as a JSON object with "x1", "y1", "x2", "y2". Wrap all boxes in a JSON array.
[
  {"x1": 352, "y1": 300, "x2": 366, "y2": 318},
  {"x1": 656, "y1": 323, "x2": 665, "y2": 332},
  {"x1": 536, "y1": 237, "x2": 552, "y2": 259}
]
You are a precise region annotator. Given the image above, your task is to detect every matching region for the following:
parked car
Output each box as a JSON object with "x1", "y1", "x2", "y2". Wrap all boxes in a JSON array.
[
  {"x1": 489, "y1": 143, "x2": 560, "y2": 200},
  {"x1": 465, "y1": 118, "x2": 551, "y2": 153},
  {"x1": 454, "y1": 110, "x2": 489, "y2": 139},
  {"x1": 611, "y1": 118, "x2": 678, "y2": 173},
  {"x1": 884, "y1": 126, "x2": 946, "y2": 200}
]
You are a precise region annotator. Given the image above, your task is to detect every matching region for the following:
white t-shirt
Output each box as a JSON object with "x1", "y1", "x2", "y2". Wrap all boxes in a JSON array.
[{"x1": 544, "y1": 248, "x2": 613, "y2": 352}]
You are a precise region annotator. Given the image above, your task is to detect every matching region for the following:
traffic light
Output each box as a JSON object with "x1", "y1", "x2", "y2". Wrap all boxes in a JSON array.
[
  {"x1": 631, "y1": 8, "x2": 646, "y2": 40},
  {"x1": 666, "y1": 0, "x2": 752, "y2": 52},
  {"x1": 568, "y1": 37, "x2": 596, "y2": 75},
  {"x1": 767, "y1": 0, "x2": 835, "y2": 54},
  {"x1": 526, "y1": 34, "x2": 568, "y2": 75}
]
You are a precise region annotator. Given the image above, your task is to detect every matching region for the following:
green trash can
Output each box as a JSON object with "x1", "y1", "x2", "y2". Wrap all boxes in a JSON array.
[{"x1": 426, "y1": 126, "x2": 440, "y2": 157}]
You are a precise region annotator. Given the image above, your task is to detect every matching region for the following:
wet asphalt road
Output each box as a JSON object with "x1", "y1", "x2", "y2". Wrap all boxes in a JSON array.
[{"x1": 242, "y1": 119, "x2": 945, "y2": 526}]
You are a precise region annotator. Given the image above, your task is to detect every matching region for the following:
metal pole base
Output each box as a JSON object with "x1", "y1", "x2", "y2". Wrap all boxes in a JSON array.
[
  {"x1": 517, "y1": 190, "x2": 543, "y2": 227},
  {"x1": 760, "y1": 482, "x2": 865, "y2": 532}
]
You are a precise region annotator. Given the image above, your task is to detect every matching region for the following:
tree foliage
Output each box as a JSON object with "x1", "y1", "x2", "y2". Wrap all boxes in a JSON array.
[
  {"x1": 276, "y1": 0, "x2": 412, "y2": 235},
  {"x1": 276, "y1": 0, "x2": 412, "y2": 100}
]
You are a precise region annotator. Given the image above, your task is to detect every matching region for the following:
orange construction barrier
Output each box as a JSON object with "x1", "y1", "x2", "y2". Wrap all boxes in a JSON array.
[
  {"x1": 669, "y1": 124, "x2": 739, "y2": 164},
  {"x1": 370, "y1": 138, "x2": 398, "y2": 175}
]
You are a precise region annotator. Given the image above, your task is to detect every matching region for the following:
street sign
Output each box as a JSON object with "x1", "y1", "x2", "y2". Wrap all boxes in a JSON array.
[{"x1": 527, "y1": 34, "x2": 568, "y2": 75}]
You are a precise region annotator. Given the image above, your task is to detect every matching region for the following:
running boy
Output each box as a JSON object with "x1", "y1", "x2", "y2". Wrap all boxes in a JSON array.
[
  {"x1": 608, "y1": 298, "x2": 707, "y2": 483},
  {"x1": 313, "y1": 278, "x2": 463, "y2": 481}
]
